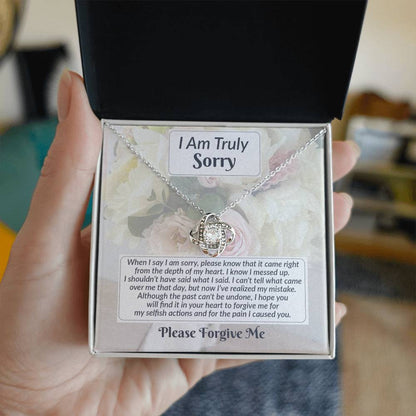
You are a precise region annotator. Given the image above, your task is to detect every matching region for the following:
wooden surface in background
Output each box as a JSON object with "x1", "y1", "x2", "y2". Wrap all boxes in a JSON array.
[{"x1": 336, "y1": 230, "x2": 416, "y2": 264}]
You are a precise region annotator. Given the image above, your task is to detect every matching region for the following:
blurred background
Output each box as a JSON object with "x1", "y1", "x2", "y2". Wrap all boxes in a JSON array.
[{"x1": 0, "y1": 1, "x2": 415, "y2": 415}]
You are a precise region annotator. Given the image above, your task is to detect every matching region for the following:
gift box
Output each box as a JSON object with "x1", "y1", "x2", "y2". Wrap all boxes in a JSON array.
[{"x1": 75, "y1": 0, "x2": 367, "y2": 358}]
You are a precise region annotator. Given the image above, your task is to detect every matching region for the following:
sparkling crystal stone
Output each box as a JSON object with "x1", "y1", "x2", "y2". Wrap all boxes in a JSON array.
[
  {"x1": 190, "y1": 213, "x2": 236, "y2": 257},
  {"x1": 204, "y1": 225, "x2": 222, "y2": 245}
]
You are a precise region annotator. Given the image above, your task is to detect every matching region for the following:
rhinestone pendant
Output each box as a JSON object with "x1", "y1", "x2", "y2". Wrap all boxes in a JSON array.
[{"x1": 190, "y1": 213, "x2": 235, "y2": 257}]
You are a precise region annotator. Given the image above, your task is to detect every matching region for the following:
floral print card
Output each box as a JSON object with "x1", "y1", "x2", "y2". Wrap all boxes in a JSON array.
[{"x1": 93, "y1": 122, "x2": 332, "y2": 356}]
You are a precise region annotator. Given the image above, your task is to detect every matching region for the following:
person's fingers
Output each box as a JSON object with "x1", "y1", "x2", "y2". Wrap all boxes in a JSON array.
[
  {"x1": 177, "y1": 358, "x2": 253, "y2": 391},
  {"x1": 335, "y1": 302, "x2": 348, "y2": 325},
  {"x1": 332, "y1": 140, "x2": 360, "y2": 182},
  {"x1": 333, "y1": 192, "x2": 353, "y2": 233},
  {"x1": 20, "y1": 70, "x2": 101, "y2": 251}
]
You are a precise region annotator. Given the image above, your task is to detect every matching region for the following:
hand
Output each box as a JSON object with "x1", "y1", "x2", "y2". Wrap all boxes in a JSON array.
[{"x1": 0, "y1": 71, "x2": 359, "y2": 416}]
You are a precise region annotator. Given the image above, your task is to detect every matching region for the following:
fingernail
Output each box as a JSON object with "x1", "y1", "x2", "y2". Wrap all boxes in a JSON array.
[
  {"x1": 338, "y1": 303, "x2": 348, "y2": 319},
  {"x1": 340, "y1": 192, "x2": 354, "y2": 208},
  {"x1": 346, "y1": 140, "x2": 361, "y2": 159},
  {"x1": 57, "y1": 69, "x2": 72, "y2": 122}
]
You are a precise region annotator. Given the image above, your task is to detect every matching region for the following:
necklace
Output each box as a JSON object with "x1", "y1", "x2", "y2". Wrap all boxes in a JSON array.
[{"x1": 104, "y1": 122, "x2": 326, "y2": 257}]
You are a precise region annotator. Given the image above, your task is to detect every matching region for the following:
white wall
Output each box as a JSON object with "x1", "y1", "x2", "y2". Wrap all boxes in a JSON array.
[
  {"x1": 349, "y1": 0, "x2": 416, "y2": 106},
  {"x1": 1, "y1": 0, "x2": 416, "y2": 124}
]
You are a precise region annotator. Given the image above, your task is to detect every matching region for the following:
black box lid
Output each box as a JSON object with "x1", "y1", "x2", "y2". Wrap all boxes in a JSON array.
[{"x1": 75, "y1": 0, "x2": 367, "y2": 123}]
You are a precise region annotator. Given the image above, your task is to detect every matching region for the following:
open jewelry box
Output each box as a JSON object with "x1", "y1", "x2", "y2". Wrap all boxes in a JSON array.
[{"x1": 75, "y1": 0, "x2": 367, "y2": 358}]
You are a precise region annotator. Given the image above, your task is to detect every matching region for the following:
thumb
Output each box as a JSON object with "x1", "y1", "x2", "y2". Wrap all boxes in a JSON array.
[{"x1": 20, "y1": 70, "x2": 102, "y2": 253}]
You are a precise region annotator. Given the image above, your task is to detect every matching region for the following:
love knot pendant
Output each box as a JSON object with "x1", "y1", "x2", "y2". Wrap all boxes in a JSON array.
[{"x1": 190, "y1": 213, "x2": 235, "y2": 257}]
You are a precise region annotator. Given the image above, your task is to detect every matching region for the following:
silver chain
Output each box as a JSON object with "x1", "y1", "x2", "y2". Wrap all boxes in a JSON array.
[{"x1": 104, "y1": 122, "x2": 326, "y2": 217}]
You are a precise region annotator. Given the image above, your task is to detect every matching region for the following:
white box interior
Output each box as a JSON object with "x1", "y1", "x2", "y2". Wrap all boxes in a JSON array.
[{"x1": 89, "y1": 120, "x2": 335, "y2": 359}]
